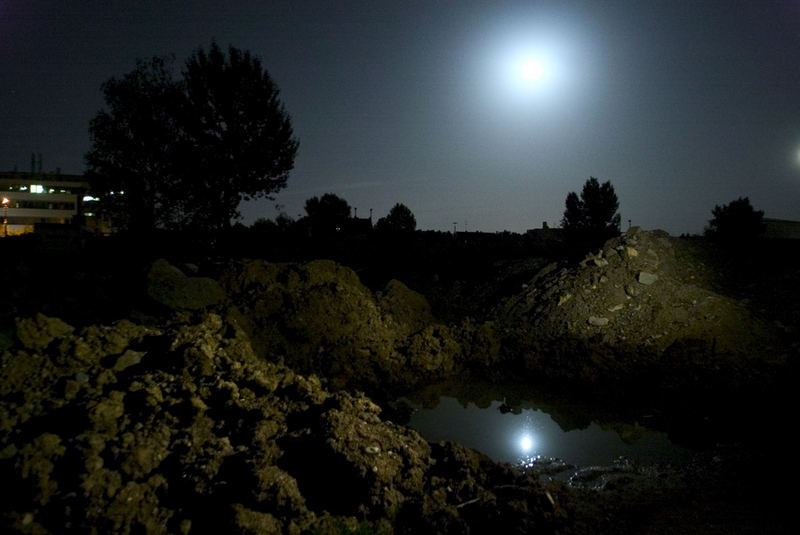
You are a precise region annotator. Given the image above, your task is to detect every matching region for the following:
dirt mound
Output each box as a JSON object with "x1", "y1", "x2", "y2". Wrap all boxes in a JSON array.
[
  {"x1": 494, "y1": 228, "x2": 788, "y2": 386},
  {"x1": 0, "y1": 313, "x2": 570, "y2": 534},
  {"x1": 217, "y1": 259, "x2": 461, "y2": 393}
]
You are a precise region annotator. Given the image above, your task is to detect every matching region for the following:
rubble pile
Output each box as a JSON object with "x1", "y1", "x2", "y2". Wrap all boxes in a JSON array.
[{"x1": 494, "y1": 228, "x2": 788, "y2": 386}]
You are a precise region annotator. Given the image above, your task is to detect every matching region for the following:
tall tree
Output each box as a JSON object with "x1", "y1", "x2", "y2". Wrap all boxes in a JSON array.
[
  {"x1": 376, "y1": 203, "x2": 417, "y2": 234},
  {"x1": 705, "y1": 197, "x2": 764, "y2": 242},
  {"x1": 86, "y1": 42, "x2": 299, "y2": 234},
  {"x1": 85, "y1": 56, "x2": 185, "y2": 232},
  {"x1": 561, "y1": 177, "x2": 621, "y2": 247}
]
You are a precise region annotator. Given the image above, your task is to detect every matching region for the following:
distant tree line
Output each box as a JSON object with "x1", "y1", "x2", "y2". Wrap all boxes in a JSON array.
[
  {"x1": 251, "y1": 193, "x2": 417, "y2": 239},
  {"x1": 84, "y1": 41, "x2": 767, "y2": 249}
]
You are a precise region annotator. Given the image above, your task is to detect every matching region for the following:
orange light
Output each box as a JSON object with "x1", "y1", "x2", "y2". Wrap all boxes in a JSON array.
[{"x1": 1, "y1": 197, "x2": 9, "y2": 205}]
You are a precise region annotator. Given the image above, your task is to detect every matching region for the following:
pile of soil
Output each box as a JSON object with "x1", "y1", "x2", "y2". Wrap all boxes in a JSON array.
[
  {"x1": 214, "y1": 259, "x2": 462, "y2": 394},
  {"x1": 0, "y1": 313, "x2": 570, "y2": 534},
  {"x1": 493, "y1": 228, "x2": 790, "y2": 392}
]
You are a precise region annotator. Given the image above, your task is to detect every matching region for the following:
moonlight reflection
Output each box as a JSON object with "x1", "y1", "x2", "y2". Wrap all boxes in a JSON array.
[
  {"x1": 405, "y1": 395, "x2": 691, "y2": 468},
  {"x1": 518, "y1": 433, "x2": 534, "y2": 454}
]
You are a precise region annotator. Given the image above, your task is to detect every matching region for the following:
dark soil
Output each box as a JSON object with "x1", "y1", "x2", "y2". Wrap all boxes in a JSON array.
[{"x1": 0, "y1": 228, "x2": 797, "y2": 534}]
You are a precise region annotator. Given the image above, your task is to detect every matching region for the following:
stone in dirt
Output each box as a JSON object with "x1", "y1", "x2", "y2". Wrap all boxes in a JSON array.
[{"x1": 637, "y1": 271, "x2": 658, "y2": 285}]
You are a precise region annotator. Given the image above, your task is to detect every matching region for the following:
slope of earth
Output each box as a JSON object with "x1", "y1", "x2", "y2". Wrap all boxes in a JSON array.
[
  {"x1": 0, "y1": 313, "x2": 570, "y2": 534},
  {"x1": 214, "y1": 259, "x2": 462, "y2": 395},
  {"x1": 493, "y1": 228, "x2": 792, "y2": 397}
]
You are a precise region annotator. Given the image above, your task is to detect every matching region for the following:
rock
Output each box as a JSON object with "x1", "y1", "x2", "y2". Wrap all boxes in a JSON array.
[
  {"x1": 112, "y1": 349, "x2": 144, "y2": 372},
  {"x1": 377, "y1": 279, "x2": 435, "y2": 336},
  {"x1": 588, "y1": 316, "x2": 609, "y2": 326},
  {"x1": 14, "y1": 313, "x2": 73, "y2": 351},
  {"x1": 637, "y1": 271, "x2": 659, "y2": 285}
]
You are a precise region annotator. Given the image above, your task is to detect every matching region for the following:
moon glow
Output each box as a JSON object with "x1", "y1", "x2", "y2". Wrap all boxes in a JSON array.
[{"x1": 520, "y1": 59, "x2": 544, "y2": 81}]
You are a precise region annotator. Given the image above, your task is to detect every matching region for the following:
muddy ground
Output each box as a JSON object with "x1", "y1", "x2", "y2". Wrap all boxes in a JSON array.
[{"x1": 0, "y1": 228, "x2": 797, "y2": 533}]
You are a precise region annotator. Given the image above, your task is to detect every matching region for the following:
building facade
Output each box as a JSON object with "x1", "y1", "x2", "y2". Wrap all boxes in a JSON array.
[{"x1": 0, "y1": 170, "x2": 103, "y2": 235}]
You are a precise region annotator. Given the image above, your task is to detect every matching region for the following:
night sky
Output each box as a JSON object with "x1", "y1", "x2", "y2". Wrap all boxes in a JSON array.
[{"x1": 3, "y1": 0, "x2": 800, "y2": 236}]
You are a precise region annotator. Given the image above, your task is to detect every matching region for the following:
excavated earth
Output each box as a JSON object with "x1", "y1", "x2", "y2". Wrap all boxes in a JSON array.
[
  {"x1": 493, "y1": 228, "x2": 793, "y2": 397},
  {"x1": 1, "y1": 228, "x2": 797, "y2": 533},
  {"x1": 0, "y1": 313, "x2": 569, "y2": 534}
]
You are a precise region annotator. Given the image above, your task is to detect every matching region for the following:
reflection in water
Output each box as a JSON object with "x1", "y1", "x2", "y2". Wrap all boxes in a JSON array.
[{"x1": 404, "y1": 393, "x2": 692, "y2": 468}]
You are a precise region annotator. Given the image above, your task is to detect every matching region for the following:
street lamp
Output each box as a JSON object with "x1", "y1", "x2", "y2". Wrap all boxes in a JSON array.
[{"x1": 2, "y1": 197, "x2": 9, "y2": 237}]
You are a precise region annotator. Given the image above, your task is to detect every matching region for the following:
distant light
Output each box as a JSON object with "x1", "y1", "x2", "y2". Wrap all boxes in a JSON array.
[
  {"x1": 30, "y1": 184, "x2": 44, "y2": 194},
  {"x1": 2, "y1": 197, "x2": 9, "y2": 205},
  {"x1": 83, "y1": 195, "x2": 98, "y2": 202}
]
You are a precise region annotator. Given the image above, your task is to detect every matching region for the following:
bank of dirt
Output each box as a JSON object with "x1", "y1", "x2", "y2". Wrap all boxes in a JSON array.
[{"x1": 0, "y1": 313, "x2": 570, "y2": 534}]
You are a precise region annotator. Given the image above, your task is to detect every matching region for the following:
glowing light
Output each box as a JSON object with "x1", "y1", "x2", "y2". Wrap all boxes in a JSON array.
[
  {"x1": 519, "y1": 434, "x2": 534, "y2": 453},
  {"x1": 520, "y1": 59, "x2": 544, "y2": 82}
]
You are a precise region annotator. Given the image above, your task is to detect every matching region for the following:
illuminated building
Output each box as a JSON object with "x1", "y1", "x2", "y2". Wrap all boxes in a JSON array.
[{"x1": 0, "y1": 170, "x2": 105, "y2": 235}]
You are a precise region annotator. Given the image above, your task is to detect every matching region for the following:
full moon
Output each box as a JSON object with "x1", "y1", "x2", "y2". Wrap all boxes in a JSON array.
[
  {"x1": 519, "y1": 434, "x2": 534, "y2": 452},
  {"x1": 520, "y1": 59, "x2": 544, "y2": 81}
]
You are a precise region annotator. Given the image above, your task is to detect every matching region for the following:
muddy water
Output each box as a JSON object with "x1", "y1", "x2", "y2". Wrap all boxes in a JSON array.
[{"x1": 401, "y1": 378, "x2": 694, "y2": 469}]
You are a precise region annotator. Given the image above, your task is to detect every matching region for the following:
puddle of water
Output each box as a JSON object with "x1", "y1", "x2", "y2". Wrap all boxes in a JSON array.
[{"x1": 401, "y1": 379, "x2": 694, "y2": 469}]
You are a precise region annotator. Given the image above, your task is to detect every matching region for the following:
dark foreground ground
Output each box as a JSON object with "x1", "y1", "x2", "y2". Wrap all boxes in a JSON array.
[{"x1": 0, "y1": 229, "x2": 797, "y2": 533}]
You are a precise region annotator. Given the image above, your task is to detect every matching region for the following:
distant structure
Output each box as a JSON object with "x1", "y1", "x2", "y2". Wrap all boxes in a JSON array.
[
  {"x1": 763, "y1": 218, "x2": 800, "y2": 240},
  {"x1": 346, "y1": 208, "x2": 373, "y2": 236},
  {"x1": 526, "y1": 221, "x2": 564, "y2": 246},
  {"x1": 0, "y1": 165, "x2": 107, "y2": 236}
]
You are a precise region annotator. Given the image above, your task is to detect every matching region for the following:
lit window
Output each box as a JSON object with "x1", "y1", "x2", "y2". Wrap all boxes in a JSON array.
[
  {"x1": 30, "y1": 184, "x2": 44, "y2": 193},
  {"x1": 83, "y1": 195, "x2": 98, "y2": 202}
]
